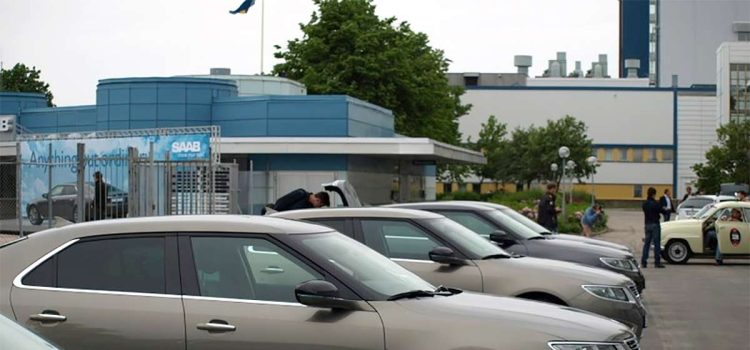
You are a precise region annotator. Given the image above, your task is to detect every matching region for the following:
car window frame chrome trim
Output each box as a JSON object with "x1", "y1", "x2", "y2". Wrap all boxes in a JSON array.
[
  {"x1": 391, "y1": 258, "x2": 435, "y2": 264},
  {"x1": 547, "y1": 340, "x2": 629, "y2": 350},
  {"x1": 182, "y1": 295, "x2": 307, "y2": 308},
  {"x1": 13, "y1": 238, "x2": 181, "y2": 300}
]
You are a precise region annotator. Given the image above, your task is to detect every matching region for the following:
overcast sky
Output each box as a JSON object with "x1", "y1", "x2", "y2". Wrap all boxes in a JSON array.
[{"x1": 0, "y1": 0, "x2": 619, "y2": 106}]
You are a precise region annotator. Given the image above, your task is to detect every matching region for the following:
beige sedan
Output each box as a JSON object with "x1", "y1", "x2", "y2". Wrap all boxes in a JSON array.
[
  {"x1": 0, "y1": 215, "x2": 640, "y2": 349},
  {"x1": 274, "y1": 208, "x2": 647, "y2": 337}
]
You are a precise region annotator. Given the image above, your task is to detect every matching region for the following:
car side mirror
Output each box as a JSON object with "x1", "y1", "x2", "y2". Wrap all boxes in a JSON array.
[
  {"x1": 489, "y1": 230, "x2": 516, "y2": 247},
  {"x1": 295, "y1": 280, "x2": 357, "y2": 310},
  {"x1": 42, "y1": 193, "x2": 48, "y2": 199},
  {"x1": 428, "y1": 246, "x2": 467, "y2": 266}
]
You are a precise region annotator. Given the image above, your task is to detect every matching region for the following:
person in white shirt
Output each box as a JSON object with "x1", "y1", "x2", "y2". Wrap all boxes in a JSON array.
[{"x1": 659, "y1": 189, "x2": 674, "y2": 222}]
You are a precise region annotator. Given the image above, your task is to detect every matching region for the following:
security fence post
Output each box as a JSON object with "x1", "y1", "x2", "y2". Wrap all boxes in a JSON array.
[
  {"x1": 77, "y1": 143, "x2": 85, "y2": 223},
  {"x1": 47, "y1": 143, "x2": 53, "y2": 229},
  {"x1": 16, "y1": 142, "x2": 23, "y2": 237}
]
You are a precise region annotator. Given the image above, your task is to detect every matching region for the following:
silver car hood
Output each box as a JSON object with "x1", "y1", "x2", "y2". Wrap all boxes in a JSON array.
[
  {"x1": 550, "y1": 234, "x2": 631, "y2": 252},
  {"x1": 480, "y1": 256, "x2": 632, "y2": 287},
  {"x1": 374, "y1": 292, "x2": 633, "y2": 342}
]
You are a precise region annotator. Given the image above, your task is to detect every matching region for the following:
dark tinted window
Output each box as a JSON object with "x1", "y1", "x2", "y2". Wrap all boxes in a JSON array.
[
  {"x1": 435, "y1": 211, "x2": 496, "y2": 236},
  {"x1": 57, "y1": 237, "x2": 165, "y2": 294},
  {"x1": 22, "y1": 257, "x2": 56, "y2": 287}
]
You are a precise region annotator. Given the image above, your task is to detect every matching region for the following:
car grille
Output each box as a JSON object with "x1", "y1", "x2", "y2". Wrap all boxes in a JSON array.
[{"x1": 625, "y1": 337, "x2": 640, "y2": 350}]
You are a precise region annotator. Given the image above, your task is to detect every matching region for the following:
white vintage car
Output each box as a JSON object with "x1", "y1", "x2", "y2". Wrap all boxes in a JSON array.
[
  {"x1": 674, "y1": 195, "x2": 735, "y2": 220},
  {"x1": 661, "y1": 201, "x2": 750, "y2": 264}
]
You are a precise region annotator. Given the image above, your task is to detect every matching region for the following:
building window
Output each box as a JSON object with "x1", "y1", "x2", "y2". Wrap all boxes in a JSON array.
[
  {"x1": 646, "y1": 148, "x2": 657, "y2": 162},
  {"x1": 442, "y1": 182, "x2": 452, "y2": 193},
  {"x1": 604, "y1": 148, "x2": 614, "y2": 161},
  {"x1": 463, "y1": 76, "x2": 479, "y2": 87},
  {"x1": 634, "y1": 185, "x2": 643, "y2": 198},
  {"x1": 632, "y1": 149, "x2": 643, "y2": 162},
  {"x1": 471, "y1": 183, "x2": 481, "y2": 193},
  {"x1": 662, "y1": 149, "x2": 673, "y2": 162},
  {"x1": 729, "y1": 64, "x2": 750, "y2": 122},
  {"x1": 739, "y1": 32, "x2": 750, "y2": 42},
  {"x1": 617, "y1": 148, "x2": 628, "y2": 162},
  {"x1": 648, "y1": 0, "x2": 658, "y2": 86}
]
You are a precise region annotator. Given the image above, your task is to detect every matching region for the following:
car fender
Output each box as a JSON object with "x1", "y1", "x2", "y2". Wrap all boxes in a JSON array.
[{"x1": 661, "y1": 220, "x2": 704, "y2": 253}]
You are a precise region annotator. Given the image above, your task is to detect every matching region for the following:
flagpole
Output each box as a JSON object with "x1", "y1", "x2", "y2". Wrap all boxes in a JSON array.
[{"x1": 260, "y1": 0, "x2": 265, "y2": 75}]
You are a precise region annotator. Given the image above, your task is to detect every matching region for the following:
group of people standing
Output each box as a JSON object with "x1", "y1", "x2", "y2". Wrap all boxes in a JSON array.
[{"x1": 536, "y1": 183, "x2": 603, "y2": 238}]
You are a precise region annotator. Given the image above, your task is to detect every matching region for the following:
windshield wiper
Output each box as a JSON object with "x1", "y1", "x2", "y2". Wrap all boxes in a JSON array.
[
  {"x1": 528, "y1": 236, "x2": 546, "y2": 240},
  {"x1": 434, "y1": 285, "x2": 462, "y2": 295},
  {"x1": 482, "y1": 253, "x2": 511, "y2": 260},
  {"x1": 387, "y1": 290, "x2": 435, "y2": 301}
]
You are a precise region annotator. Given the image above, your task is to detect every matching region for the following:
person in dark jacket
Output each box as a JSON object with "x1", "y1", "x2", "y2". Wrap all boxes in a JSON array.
[
  {"x1": 642, "y1": 187, "x2": 666, "y2": 268},
  {"x1": 92, "y1": 171, "x2": 107, "y2": 221},
  {"x1": 659, "y1": 188, "x2": 674, "y2": 222},
  {"x1": 266, "y1": 189, "x2": 330, "y2": 213},
  {"x1": 537, "y1": 183, "x2": 559, "y2": 232}
]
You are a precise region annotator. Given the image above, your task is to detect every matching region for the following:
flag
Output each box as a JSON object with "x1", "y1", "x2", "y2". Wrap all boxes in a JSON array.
[{"x1": 229, "y1": 0, "x2": 256, "y2": 14}]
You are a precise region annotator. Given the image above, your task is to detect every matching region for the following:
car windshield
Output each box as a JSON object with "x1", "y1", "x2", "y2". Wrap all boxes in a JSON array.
[
  {"x1": 483, "y1": 209, "x2": 542, "y2": 240},
  {"x1": 499, "y1": 207, "x2": 550, "y2": 234},
  {"x1": 681, "y1": 197, "x2": 713, "y2": 209},
  {"x1": 695, "y1": 205, "x2": 717, "y2": 219},
  {"x1": 420, "y1": 217, "x2": 510, "y2": 259},
  {"x1": 294, "y1": 232, "x2": 434, "y2": 300}
]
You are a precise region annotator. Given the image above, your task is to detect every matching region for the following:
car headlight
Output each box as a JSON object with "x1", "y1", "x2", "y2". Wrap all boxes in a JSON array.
[
  {"x1": 599, "y1": 257, "x2": 639, "y2": 272},
  {"x1": 548, "y1": 343, "x2": 625, "y2": 350},
  {"x1": 582, "y1": 285, "x2": 632, "y2": 303}
]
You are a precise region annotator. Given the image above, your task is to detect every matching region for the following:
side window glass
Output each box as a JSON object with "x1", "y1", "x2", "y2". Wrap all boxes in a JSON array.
[
  {"x1": 22, "y1": 257, "x2": 56, "y2": 287},
  {"x1": 191, "y1": 237, "x2": 322, "y2": 303},
  {"x1": 743, "y1": 209, "x2": 750, "y2": 223},
  {"x1": 63, "y1": 186, "x2": 77, "y2": 195},
  {"x1": 436, "y1": 211, "x2": 495, "y2": 237},
  {"x1": 49, "y1": 186, "x2": 64, "y2": 196},
  {"x1": 57, "y1": 237, "x2": 165, "y2": 294},
  {"x1": 361, "y1": 220, "x2": 440, "y2": 260}
]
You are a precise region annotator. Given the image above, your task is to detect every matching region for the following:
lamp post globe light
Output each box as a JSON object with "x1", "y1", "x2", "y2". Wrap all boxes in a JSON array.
[
  {"x1": 587, "y1": 156, "x2": 598, "y2": 206},
  {"x1": 558, "y1": 147, "x2": 570, "y2": 217},
  {"x1": 566, "y1": 160, "x2": 576, "y2": 205}
]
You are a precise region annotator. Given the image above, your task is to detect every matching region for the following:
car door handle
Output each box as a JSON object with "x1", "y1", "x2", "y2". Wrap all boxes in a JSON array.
[
  {"x1": 197, "y1": 321, "x2": 236, "y2": 332},
  {"x1": 30, "y1": 313, "x2": 67, "y2": 323},
  {"x1": 261, "y1": 266, "x2": 284, "y2": 274}
]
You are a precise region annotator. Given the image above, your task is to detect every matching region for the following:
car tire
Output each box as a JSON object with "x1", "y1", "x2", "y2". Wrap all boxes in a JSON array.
[
  {"x1": 28, "y1": 205, "x2": 43, "y2": 225},
  {"x1": 664, "y1": 240, "x2": 691, "y2": 264}
]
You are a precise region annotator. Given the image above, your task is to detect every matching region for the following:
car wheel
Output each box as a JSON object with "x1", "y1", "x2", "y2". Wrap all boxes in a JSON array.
[
  {"x1": 28, "y1": 205, "x2": 43, "y2": 225},
  {"x1": 665, "y1": 240, "x2": 691, "y2": 264}
]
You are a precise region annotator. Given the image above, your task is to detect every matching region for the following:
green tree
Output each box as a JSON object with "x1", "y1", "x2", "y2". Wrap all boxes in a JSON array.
[
  {"x1": 692, "y1": 119, "x2": 750, "y2": 194},
  {"x1": 273, "y1": 0, "x2": 469, "y2": 145},
  {"x1": 469, "y1": 115, "x2": 509, "y2": 184},
  {"x1": 0, "y1": 63, "x2": 54, "y2": 106}
]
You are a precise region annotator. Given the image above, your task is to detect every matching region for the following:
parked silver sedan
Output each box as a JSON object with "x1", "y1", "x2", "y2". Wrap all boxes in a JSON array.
[
  {"x1": 0, "y1": 215, "x2": 640, "y2": 349},
  {"x1": 273, "y1": 208, "x2": 647, "y2": 337}
]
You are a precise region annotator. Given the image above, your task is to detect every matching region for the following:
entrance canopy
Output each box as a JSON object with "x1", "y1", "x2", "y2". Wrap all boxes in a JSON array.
[{"x1": 220, "y1": 137, "x2": 486, "y2": 165}]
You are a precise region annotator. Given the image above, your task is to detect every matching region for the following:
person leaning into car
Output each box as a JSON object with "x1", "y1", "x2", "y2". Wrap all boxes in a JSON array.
[
  {"x1": 642, "y1": 187, "x2": 667, "y2": 268},
  {"x1": 92, "y1": 171, "x2": 107, "y2": 221}
]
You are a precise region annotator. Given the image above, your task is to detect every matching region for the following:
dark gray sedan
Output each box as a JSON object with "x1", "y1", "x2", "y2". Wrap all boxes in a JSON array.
[{"x1": 387, "y1": 201, "x2": 646, "y2": 292}]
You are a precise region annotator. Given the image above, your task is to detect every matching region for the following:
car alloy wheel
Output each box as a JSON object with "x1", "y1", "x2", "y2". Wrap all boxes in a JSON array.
[
  {"x1": 28, "y1": 206, "x2": 43, "y2": 225},
  {"x1": 665, "y1": 240, "x2": 691, "y2": 264}
]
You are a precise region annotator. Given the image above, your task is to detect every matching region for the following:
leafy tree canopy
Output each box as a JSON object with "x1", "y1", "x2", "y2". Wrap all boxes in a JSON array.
[
  {"x1": 692, "y1": 119, "x2": 750, "y2": 194},
  {"x1": 273, "y1": 0, "x2": 469, "y2": 145},
  {"x1": 0, "y1": 63, "x2": 54, "y2": 106}
]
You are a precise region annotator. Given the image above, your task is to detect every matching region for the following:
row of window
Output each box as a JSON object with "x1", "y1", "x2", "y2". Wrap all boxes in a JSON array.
[{"x1": 594, "y1": 147, "x2": 673, "y2": 163}]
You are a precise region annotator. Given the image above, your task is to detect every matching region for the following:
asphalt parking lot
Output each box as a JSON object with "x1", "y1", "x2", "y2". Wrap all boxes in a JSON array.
[
  {"x1": 597, "y1": 209, "x2": 750, "y2": 350},
  {"x1": 2, "y1": 210, "x2": 749, "y2": 349}
]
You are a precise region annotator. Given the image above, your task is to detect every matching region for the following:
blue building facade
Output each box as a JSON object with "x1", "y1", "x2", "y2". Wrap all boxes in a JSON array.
[{"x1": 619, "y1": 0, "x2": 650, "y2": 79}]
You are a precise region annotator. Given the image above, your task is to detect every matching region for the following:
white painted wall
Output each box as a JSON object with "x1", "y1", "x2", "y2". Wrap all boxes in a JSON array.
[
  {"x1": 460, "y1": 89, "x2": 674, "y2": 145},
  {"x1": 658, "y1": 0, "x2": 750, "y2": 87},
  {"x1": 676, "y1": 94, "x2": 718, "y2": 198},
  {"x1": 594, "y1": 162, "x2": 673, "y2": 185}
]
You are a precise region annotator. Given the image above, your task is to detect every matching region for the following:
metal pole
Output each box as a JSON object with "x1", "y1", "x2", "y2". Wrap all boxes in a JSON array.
[
  {"x1": 249, "y1": 159, "x2": 254, "y2": 215},
  {"x1": 77, "y1": 143, "x2": 85, "y2": 223},
  {"x1": 260, "y1": 0, "x2": 265, "y2": 74},
  {"x1": 147, "y1": 142, "x2": 155, "y2": 216},
  {"x1": 16, "y1": 142, "x2": 23, "y2": 237},
  {"x1": 47, "y1": 143, "x2": 52, "y2": 229},
  {"x1": 591, "y1": 172, "x2": 596, "y2": 207},
  {"x1": 560, "y1": 159, "x2": 566, "y2": 218}
]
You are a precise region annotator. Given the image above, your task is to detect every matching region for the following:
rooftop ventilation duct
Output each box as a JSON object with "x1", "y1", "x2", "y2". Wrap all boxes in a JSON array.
[
  {"x1": 514, "y1": 55, "x2": 532, "y2": 76},
  {"x1": 556, "y1": 52, "x2": 567, "y2": 77},
  {"x1": 624, "y1": 59, "x2": 641, "y2": 78},
  {"x1": 210, "y1": 68, "x2": 231, "y2": 75}
]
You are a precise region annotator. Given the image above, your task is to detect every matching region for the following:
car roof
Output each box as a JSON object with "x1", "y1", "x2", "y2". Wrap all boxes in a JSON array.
[
  {"x1": 24, "y1": 215, "x2": 332, "y2": 243},
  {"x1": 384, "y1": 201, "x2": 497, "y2": 211},
  {"x1": 714, "y1": 201, "x2": 750, "y2": 209},
  {"x1": 687, "y1": 195, "x2": 736, "y2": 200},
  {"x1": 272, "y1": 207, "x2": 444, "y2": 220}
]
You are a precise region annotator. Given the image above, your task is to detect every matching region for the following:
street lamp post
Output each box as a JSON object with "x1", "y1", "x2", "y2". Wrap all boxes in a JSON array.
[
  {"x1": 566, "y1": 160, "x2": 576, "y2": 205},
  {"x1": 558, "y1": 146, "x2": 570, "y2": 217},
  {"x1": 587, "y1": 156, "x2": 598, "y2": 207}
]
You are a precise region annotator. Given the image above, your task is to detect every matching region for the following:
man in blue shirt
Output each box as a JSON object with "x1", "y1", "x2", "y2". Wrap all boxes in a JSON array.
[{"x1": 642, "y1": 187, "x2": 667, "y2": 268}]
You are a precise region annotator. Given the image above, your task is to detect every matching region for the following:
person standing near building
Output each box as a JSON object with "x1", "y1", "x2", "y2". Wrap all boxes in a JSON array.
[
  {"x1": 659, "y1": 189, "x2": 674, "y2": 222},
  {"x1": 92, "y1": 171, "x2": 108, "y2": 221},
  {"x1": 681, "y1": 186, "x2": 693, "y2": 203},
  {"x1": 642, "y1": 187, "x2": 666, "y2": 268},
  {"x1": 537, "y1": 183, "x2": 559, "y2": 232}
]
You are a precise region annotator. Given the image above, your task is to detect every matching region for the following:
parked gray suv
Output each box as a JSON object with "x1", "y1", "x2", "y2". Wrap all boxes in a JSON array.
[
  {"x1": 273, "y1": 208, "x2": 647, "y2": 336},
  {"x1": 0, "y1": 215, "x2": 640, "y2": 349}
]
